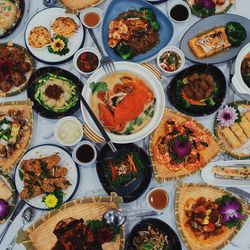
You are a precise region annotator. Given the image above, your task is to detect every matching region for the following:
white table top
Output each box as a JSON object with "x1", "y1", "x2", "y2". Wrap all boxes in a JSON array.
[{"x1": 0, "y1": 0, "x2": 250, "y2": 249}]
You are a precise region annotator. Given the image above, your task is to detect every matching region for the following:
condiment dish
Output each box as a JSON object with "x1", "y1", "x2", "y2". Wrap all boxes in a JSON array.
[
  {"x1": 80, "y1": 7, "x2": 103, "y2": 29},
  {"x1": 168, "y1": 1, "x2": 191, "y2": 24}
]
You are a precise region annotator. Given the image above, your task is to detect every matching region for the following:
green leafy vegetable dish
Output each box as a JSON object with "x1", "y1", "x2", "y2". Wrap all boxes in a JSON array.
[
  {"x1": 225, "y1": 22, "x2": 246, "y2": 47},
  {"x1": 108, "y1": 8, "x2": 160, "y2": 60},
  {"x1": 34, "y1": 72, "x2": 79, "y2": 113}
]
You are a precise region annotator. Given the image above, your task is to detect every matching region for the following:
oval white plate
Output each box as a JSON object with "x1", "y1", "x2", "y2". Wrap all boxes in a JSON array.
[
  {"x1": 15, "y1": 144, "x2": 79, "y2": 210},
  {"x1": 201, "y1": 160, "x2": 250, "y2": 187},
  {"x1": 81, "y1": 62, "x2": 165, "y2": 144},
  {"x1": 24, "y1": 7, "x2": 85, "y2": 64}
]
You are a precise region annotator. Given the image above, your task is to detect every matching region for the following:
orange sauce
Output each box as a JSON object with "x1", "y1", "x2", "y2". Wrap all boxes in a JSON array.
[
  {"x1": 83, "y1": 12, "x2": 100, "y2": 27},
  {"x1": 148, "y1": 189, "x2": 169, "y2": 210}
]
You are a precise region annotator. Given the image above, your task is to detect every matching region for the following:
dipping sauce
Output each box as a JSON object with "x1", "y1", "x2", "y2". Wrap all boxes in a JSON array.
[
  {"x1": 77, "y1": 51, "x2": 99, "y2": 73},
  {"x1": 170, "y1": 4, "x2": 189, "y2": 22},
  {"x1": 76, "y1": 144, "x2": 95, "y2": 163},
  {"x1": 83, "y1": 12, "x2": 100, "y2": 28},
  {"x1": 148, "y1": 188, "x2": 169, "y2": 210},
  {"x1": 58, "y1": 120, "x2": 82, "y2": 145},
  {"x1": 159, "y1": 50, "x2": 182, "y2": 72}
]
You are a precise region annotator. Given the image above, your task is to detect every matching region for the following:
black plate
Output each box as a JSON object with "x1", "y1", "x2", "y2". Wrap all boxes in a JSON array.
[
  {"x1": 0, "y1": 0, "x2": 25, "y2": 39},
  {"x1": 96, "y1": 143, "x2": 152, "y2": 203},
  {"x1": 27, "y1": 67, "x2": 83, "y2": 119},
  {"x1": 125, "y1": 218, "x2": 182, "y2": 250},
  {"x1": 167, "y1": 64, "x2": 226, "y2": 117}
]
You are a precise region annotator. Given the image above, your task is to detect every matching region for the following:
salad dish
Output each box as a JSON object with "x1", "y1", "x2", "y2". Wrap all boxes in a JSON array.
[
  {"x1": 184, "y1": 0, "x2": 234, "y2": 18},
  {"x1": 96, "y1": 143, "x2": 152, "y2": 203},
  {"x1": 82, "y1": 62, "x2": 165, "y2": 143},
  {"x1": 25, "y1": 7, "x2": 85, "y2": 64},
  {"x1": 214, "y1": 101, "x2": 250, "y2": 159},
  {"x1": 16, "y1": 194, "x2": 124, "y2": 250},
  {"x1": 175, "y1": 183, "x2": 250, "y2": 250},
  {"x1": 0, "y1": 100, "x2": 33, "y2": 173},
  {"x1": 167, "y1": 64, "x2": 226, "y2": 116},
  {"x1": 0, "y1": 43, "x2": 35, "y2": 97},
  {"x1": 180, "y1": 14, "x2": 250, "y2": 64},
  {"x1": 0, "y1": 0, "x2": 25, "y2": 38},
  {"x1": 125, "y1": 218, "x2": 182, "y2": 250},
  {"x1": 27, "y1": 67, "x2": 82, "y2": 119},
  {"x1": 15, "y1": 144, "x2": 79, "y2": 210},
  {"x1": 150, "y1": 109, "x2": 220, "y2": 182},
  {"x1": 102, "y1": 0, "x2": 173, "y2": 62}
]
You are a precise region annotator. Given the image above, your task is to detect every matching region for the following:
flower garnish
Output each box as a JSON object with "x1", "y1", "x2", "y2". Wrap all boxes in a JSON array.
[
  {"x1": 219, "y1": 201, "x2": 243, "y2": 223},
  {"x1": 217, "y1": 105, "x2": 238, "y2": 127},
  {"x1": 48, "y1": 35, "x2": 69, "y2": 56},
  {"x1": 44, "y1": 194, "x2": 58, "y2": 209},
  {"x1": 169, "y1": 136, "x2": 191, "y2": 162},
  {"x1": 50, "y1": 38, "x2": 65, "y2": 52}
]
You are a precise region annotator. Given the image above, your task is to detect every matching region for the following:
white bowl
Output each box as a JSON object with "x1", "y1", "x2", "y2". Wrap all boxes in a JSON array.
[
  {"x1": 79, "y1": 7, "x2": 103, "y2": 29},
  {"x1": 156, "y1": 46, "x2": 185, "y2": 76},
  {"x1": 232, "y1": 43, "x2": 250, "y2": 100},
  {"x1": 81, "y1": 61, "x2": 165, "y2": 144},
  {"x1": 167, "y1": 1, "x2": 191, "y2": 24},
  {"x1": 72, "y1": 141, "x2": 97, "y2": 166},
  {"x1": 146, "y1": 187, "x2": 169, "y2": 212},
  {"x1": 54, "y1": 116, "x2": 83, "y2": 147},
  {"x1": 73, "y1": 47, "x2": 101, "y2": 77}
]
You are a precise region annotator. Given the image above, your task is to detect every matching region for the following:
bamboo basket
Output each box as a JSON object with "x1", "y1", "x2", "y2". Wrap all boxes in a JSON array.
[
  {"x1": 0, "y1": 100, "x2": 33, "y2": 173},
  {"x1": 16, "y1": 193, "x2": 125, "y2": 250},
  {"x1": 175, "y1": 182, "x2": 250, "y2": 250},
  {"x1": 214, "y1": 101, "x2": 250, "y2": 159},
  {"x1": 149, "y1": 108, "x2": 222, "y2": 182}
]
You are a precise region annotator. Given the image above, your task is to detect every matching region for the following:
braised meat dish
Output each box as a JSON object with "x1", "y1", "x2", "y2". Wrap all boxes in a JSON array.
[
  {"x1": 0, "y1": 45, "x2": 32, "y2": 93},
  {"x1": 241, "y1": 52, "x2": 250, "y2": 88}
]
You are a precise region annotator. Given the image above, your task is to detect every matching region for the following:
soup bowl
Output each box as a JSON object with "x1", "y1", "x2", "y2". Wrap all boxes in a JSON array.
[{"x1": 81, "y1": 62, "x2": 165, "y2": 143}]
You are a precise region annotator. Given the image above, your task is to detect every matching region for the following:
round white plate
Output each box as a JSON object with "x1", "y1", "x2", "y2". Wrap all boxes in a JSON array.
[
  {"x1": 81, "y1": 62, "x2": 165, "y2": 143},
  {"x1": 201, "y1": 160, "x2": 250, "y2": 187},
  {"x1": 15, "y1": 144, "x2": 79, "y2": 210},
  {"x1": 24, "y1": 7, "x2": 85, "y2": 64}
]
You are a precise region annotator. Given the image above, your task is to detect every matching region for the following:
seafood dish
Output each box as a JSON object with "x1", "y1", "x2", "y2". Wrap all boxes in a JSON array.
[
  {"x1": 0, "y1": 101, "x2": 33, "y2": 173},
  {"x1": 34, "y1": 73, "x2": 79, "y2": 113},
  {"x1": 101, "y1": 150, "x2": 145, "y2": 188},
  {"x1": 19, "y1": 153, "x2": 70, "y2": 209},
  {"x1": 0, "y1": 43, "x2": 34, "y2": 96},
  {"x1": 90, "y1": 72, "x2": 155, "y2": 135},
  {"x1": 215, "y1": 102, "x2": 250, "y2": 158},
  {"x1": 108, "y1": 8, "x2": 160, "y2": 60},
  {"x1": 189, "y1": 22, "x2": 246, "y2": 59},
  {"x1": 175, "y1": 183, "x2": 250, "y2": 250},
  {"x1": 185, "y1": 0, "x2": 234, "y2": 18},
  {"x1": 51, "y1": 218, "x2": 120, "y2": 250},
  {"x1": 0, "y1": 0, "x2": 23, "y2": 38},
  {"x1": 58, "y1": 0, "x2": 105, "y2": 12},
  {"x1": 28, "y1": 26, "x2": 51, "y2": 49},
  {"x1": 51, "y1": 17, "x2": 78, "y2": 38},
  {"x1": 150, "y1": 109, "x2": 220, "y2": 181},
  {"x1": 241, "y1": 52, "x2": 250, "y2": 88}
]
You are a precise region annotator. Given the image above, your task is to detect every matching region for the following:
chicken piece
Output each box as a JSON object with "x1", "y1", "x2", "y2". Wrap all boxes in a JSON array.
[
  {"x1": 54, "y1": 166, "x2": 68, "y2": 177},
  {"x1": 0, "y1": 81, "x2": 12, "y2": 92},
  {"x1": 42, "y1": 154, "x2": 61, "y2": 170},
  {"x1": 21, "y1": 159, "x2": 42, "y2": 176},
  {"x1": 15, "y1": 61, "x2": 31, "y2": 73},
  {"x1": 0, "y1": 47, "x2": 11, "y2": 59},
  {"x1": 52, "y1": 177, "x2": 69, "y2": 190},
  {"x1": 187, "y1": 73, "x2": 200, "y2": 82},
  {"x1": 20, "y1": 188, "x2": 29, "y2": 200},
  {"x1": 10, "y1": 72, "x2": 26, "y2": 87},
  {"x1": 40, "y1": 183, "x2": 55, "y2": 193}
]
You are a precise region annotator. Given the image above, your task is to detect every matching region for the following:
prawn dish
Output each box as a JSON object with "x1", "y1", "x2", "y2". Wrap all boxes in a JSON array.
[
  {"x1": 175, "y1": 183, "x2": 250, "y2": 250},
  {"x1": 90, "y1": 72, "x2": 155, "y2": 135},
  {"x1": 108, "y1": 8, "x2": 160, "y2": 60},
  {"x1": 0, "y1": 43, "x2": 34, "y2": 96},
  {"x1": 150, "y1": 109, "x2": 220, "y2": 181}
]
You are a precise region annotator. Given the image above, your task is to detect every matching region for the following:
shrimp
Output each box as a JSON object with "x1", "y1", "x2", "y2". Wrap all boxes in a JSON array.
[{"x1": 184, "y1": 150, "x2": 203, "y2": 170}]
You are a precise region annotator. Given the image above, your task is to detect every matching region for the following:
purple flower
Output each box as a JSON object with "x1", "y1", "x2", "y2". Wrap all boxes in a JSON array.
[
  {"x1": 172, "y1": 137, "x2": 191, "y2": 159},
  {"x1": 219, "y1": 201, "x2": 243, "y2": 223},
  {"x1": 217, "y1": 105, "x2": 238, "y2": 127},
  {"x1": 197, "y1": 0, "x2": 215, "y2": 10}
]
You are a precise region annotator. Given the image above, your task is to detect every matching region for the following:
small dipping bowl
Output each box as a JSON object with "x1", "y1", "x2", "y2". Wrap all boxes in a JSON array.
[
  {"x1": 54, "y1": 116, "x2": 83, "y2": 147},
  {"x1": 73, "y1": 47, "x2": 101, "y2": 77},
  {"x1": 157, "y1": 46, "x2": 185, "y2": 76},
  {"x1": 72, "y1": 140, "x2": 97, "y2": 166},
  {"x1": 80, "y1": 7, "x2": 103, "y2": 29},
  {"x1": 168, "y1": 1, "x2": 191, "y2": 23},
  {"x1": 146, "y1": 187, "x2": 169, "y2": 212}
]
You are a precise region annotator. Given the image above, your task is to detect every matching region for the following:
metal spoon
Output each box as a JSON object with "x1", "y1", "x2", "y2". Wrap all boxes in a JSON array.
[
  {"x1": 102, "y1": 209, "x2": 163, "y2": 227},
  {"x1": 43, "y1": 0, "x2": 57, "y2": 7},
  {"x1": 6, "y1": 207, "x2": 35, "y2": 250}
]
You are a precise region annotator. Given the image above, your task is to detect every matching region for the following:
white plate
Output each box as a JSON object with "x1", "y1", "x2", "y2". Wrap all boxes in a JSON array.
[
  {"x1": 24, "y1": 7, "x2": 85, "y2": 64},
  {"x1": 201, "y1": 160, "x2": 250, "y2": 187},
  {"x1": 81, "y1": 62, "x2": 165, "y2": 143},
  {"x1": 15, "y1": 145, "x2": 79, "y2": 210}
]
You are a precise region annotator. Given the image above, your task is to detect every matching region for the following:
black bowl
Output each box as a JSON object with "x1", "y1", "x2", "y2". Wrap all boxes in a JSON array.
[
  {"x1": 167, "y1": 64, "x2": 227, "y2": 116},
  {"x1": 125, "y1": 218, "x2": 182, "y2": 250},
  {"x1": 96, "y1": 143, "x2": 152, "y2": 203},
  {"x1": 27, "y1": 67, "x2": 83, "y2": 119}
]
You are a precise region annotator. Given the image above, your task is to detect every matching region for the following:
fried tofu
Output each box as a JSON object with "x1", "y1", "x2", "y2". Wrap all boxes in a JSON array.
[
  {"x1": 221, "y1": 127, "x2": 241, "y2": 149},
  {"x1": 230, "y1": 122, "x2": 248, "y2": 143}
]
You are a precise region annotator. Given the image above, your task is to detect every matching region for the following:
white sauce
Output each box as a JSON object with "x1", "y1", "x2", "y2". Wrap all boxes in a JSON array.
[{"x1": 58, "y1": 120, "x2": 81, "y2": 144}]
